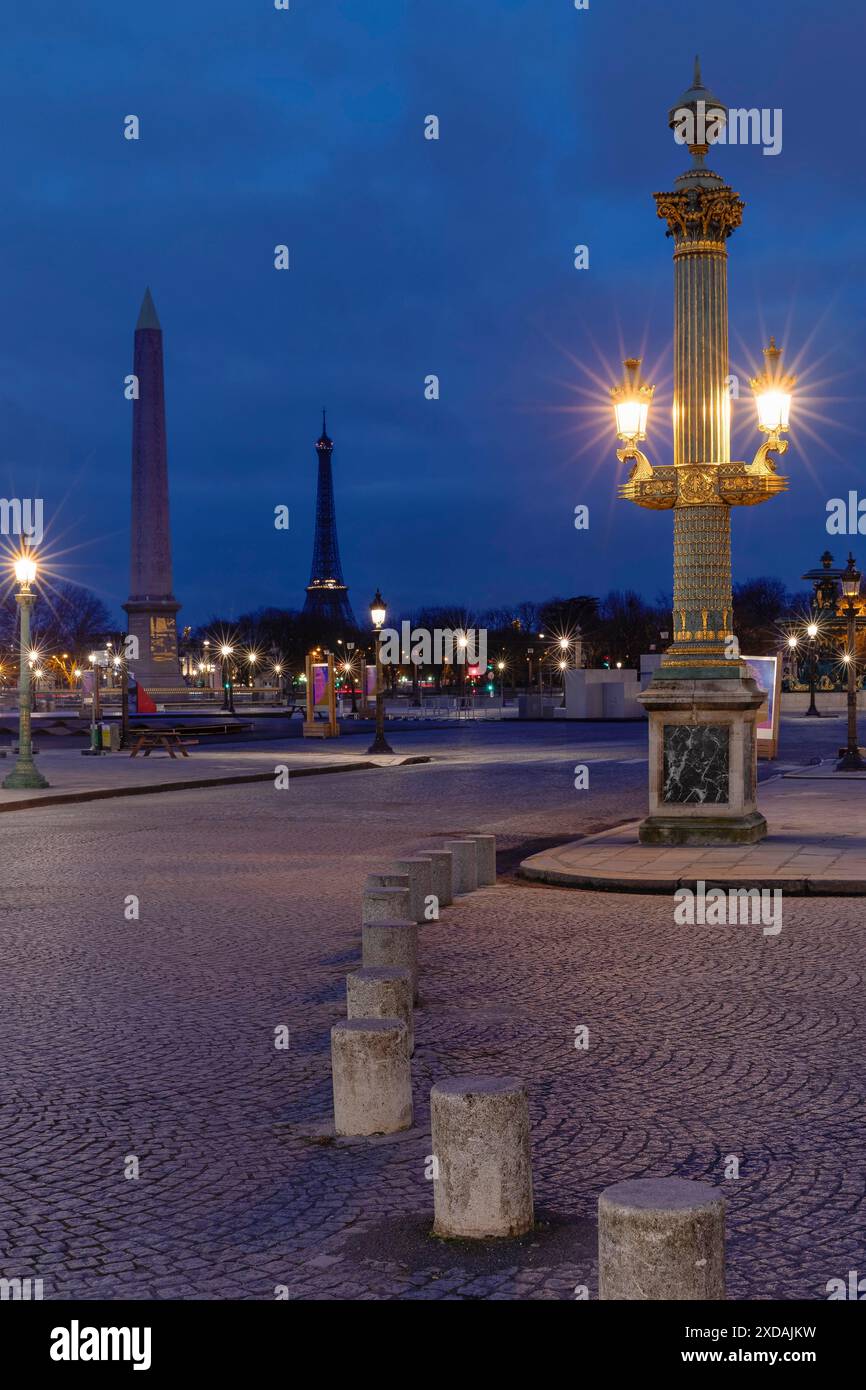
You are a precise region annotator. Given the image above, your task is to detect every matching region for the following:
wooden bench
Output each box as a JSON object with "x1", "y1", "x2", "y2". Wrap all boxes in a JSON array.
[{"x1": 129, "y1": 730, "x2": 199, "y2": 759}]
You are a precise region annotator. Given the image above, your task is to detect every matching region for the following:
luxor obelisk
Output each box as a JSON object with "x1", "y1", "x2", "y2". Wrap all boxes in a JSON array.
[{"x1": 123, "y1": 289, "x2": 186, "y2": 692}]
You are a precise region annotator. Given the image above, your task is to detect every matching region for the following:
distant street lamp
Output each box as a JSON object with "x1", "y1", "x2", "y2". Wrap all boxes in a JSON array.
[
  {"x1": 345, "y1": 641, "x2": 358, "y2": 714},
  {"x1": 220, "y1": 644, "x2": 236, "y2": 714},
  {"x1": 837, "y1": 554, "x2": 863, "y2": 770},
  {"x1": 3, "y1": 554, "x2": 49, "y2": 789},
  {"x1": 805, "y1": 621, "x2": 821, "y2": 717},
  {"x1": 367, "y1": 589, "x2": 393, "y2": 755}
]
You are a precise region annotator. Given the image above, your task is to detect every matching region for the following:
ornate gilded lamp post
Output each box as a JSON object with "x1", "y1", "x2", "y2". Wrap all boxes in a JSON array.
[
  {"x1": 614, "y1": 60, "x2": 795, "y2": 844},
  {"x1": 3, "y1": 554, "x2": 50, "y2": 789}
]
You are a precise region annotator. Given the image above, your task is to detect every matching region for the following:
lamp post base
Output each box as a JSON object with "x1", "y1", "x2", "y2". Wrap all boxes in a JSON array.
[
  {"x1": 638, "y1": 676, "x2": 766, "y2": 847},
  {"x1": 639, "y1": 810, "x2": 767, "y2": 846},
  {"x1": 3, "y1": 759, "x2": 50, "y2": 790},
  {"x1": 836, "y1": 749, "x2": 866, "y2": 771},
  {"x1": 367, "y1": 733, "x2": 394, "y2": 755}
]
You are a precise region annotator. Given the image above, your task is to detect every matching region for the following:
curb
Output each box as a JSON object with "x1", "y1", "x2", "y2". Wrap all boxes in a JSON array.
[
  {"x1": 519, "y1": 860, "x2": 866, "y2": 897},
  {"x1": 0, "y1": 754, "x2": 432, "y2": 814}
]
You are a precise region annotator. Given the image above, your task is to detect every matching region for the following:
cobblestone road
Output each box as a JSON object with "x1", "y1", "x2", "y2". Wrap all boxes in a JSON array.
[{"x1": 1, "y1": 722, "x2": 863, "y2": 1299}]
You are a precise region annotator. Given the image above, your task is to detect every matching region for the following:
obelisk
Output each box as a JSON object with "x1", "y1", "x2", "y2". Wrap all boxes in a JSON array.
[{"x1": 123, "y1": 289, "x2": 186, "y2": 691}]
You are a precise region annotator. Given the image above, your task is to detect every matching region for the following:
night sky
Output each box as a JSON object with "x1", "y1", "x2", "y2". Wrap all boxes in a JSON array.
[{"x1": 2, "y1": 1, "x2": 864, "y2": 626}]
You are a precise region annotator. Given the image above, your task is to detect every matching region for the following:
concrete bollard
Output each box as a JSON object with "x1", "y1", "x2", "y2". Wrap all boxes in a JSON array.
[
  {"x1": 418, "y1": 850, "x2": 453, "y2": 909},
  {"x1": 445, "y1": 839, "x2": 478, "y2": 895},
  {"x1": 393, "y1": 856, "x2": 434, "y2": 923},
  {"x1": 347, "y1": 965, "x2": 414, "y2": 1055},
  {"x1": 366, "y1": 871, "x2": 410, "y2": 893},
  {"x1": 430, "y1": 1076, "x2": 533, "y2": 1238},
  {"x1": 468, "y1": 834, "x2": 496, "y2": 886},
  {"x1": 362, "y1": 919, "x2": 419, "y2": 1002},
  {"x1": 598, "y1": 1178, "x2": 726, "y2": 1300},
  {"x1": 331, "y1": 1019, "x2": 412, "y2": 1136},
  {"x1": 362, "y1": 884, "x2": 411, "y2": 925}
]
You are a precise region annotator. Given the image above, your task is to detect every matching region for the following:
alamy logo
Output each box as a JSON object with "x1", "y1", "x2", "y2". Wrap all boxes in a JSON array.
[
  {"x1": 672, "y1": 100, "x2": 782, "y2": 157},
  {"x1": 50, "y1": 1320, "x2": 152, "y2": 1371},
  {"x1": 673, "y1": 880, "x2": 782, "y2": 936},
  {"x1": 0, "y1": 497, "x2": 43, "y2": 546},
  {"x1": 826, "y1": 492, "x2": 866, "y2": 535},
  {"x1": 0, "y1": 1276, "x2": 43, "y2": 1300},
  {"x1": 378, "y1": 622, "x2": 487, "y2": 669},
  {"x1": 826, "y1": 1270, "x2": 866, "y2": 1299}
]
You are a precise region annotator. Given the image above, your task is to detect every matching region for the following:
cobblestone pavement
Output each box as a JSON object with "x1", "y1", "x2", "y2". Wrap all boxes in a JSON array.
[{"x1": 0, "y1": 721, "x2": 863, "y2": 1300}]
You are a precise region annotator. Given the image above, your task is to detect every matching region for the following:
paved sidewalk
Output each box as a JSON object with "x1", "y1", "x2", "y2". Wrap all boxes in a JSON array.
[
  {"x1": 0, "y1": 745, "x2": 429, "y2": 812},
  {"x1": 521, "y1": 777, "x2": 866, "y2": 893}
]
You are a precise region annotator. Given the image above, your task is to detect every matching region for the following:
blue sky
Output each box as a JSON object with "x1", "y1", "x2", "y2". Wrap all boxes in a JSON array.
[{"x1": 1, "y1": 0, "x2": 864, "y2": 624}]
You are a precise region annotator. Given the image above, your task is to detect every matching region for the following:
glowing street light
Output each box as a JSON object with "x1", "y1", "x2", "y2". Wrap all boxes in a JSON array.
[
  {"x1": 750, "y1": 337, "x2": 795, "y2": 443},
  {"x1": 837, "y1": 553, "x2": 863, "y2": 771},
  {"x1": 220, "y1": 644, "x2": 235, "y2": 714},
  {"x1": 610, "y1": 62, "x2": 797, "y2": 844},
  {"x1": 611, "y1": 357, "x2": 654, "y2": 458},
  {"x1": 367, "y1": 589, "x2": 393, "y2": 755},
  {"x1": 3, "y1": 553, "x2": 49, "y2": 789}
]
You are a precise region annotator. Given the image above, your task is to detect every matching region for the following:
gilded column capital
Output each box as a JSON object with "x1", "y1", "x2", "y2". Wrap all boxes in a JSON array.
[{"x1": 654, "y1": 185, "x2": 744, "y2": 243}]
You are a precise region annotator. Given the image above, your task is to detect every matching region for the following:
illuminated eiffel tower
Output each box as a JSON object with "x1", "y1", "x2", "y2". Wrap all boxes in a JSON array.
[{"x1": 302, "y1": 412, "x2": 356, "y2": 626}]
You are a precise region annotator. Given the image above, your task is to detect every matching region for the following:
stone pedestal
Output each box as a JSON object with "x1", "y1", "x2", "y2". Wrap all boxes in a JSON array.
[
  {"x1": 446, "y1": 840, "x2": 478, "y2": 895},
  {"x1": 598, "y1": 1177, "x2": 726, "y2": 1300},
  {"x1": 362, "y1": 884, "x2": 411, "y2": 924},
  {"x1": 347, "y1": 966, "x2": 414, "y2": 1055},
  {"x1": 417, "y1": 850, "x2": 453, "y2": 909},
  {"x1": 468, "y1": 835, "x2": 496, "y2": 886},
  {"x1": 331, "y1": 1019, "x2": 412, "y2": 1136},
  {"x1": 430, "y1": 1076, "x2": 533, "y2": 1238},
  {"x1": 361, "y1": 919, "x2": 419, "y2": 1002},
  {"x1": 637, "y1": 677, "x2": 765, "y2": 845},
  {"x1": 393, "y1": 857, "x2": 434, "y2": 923}
]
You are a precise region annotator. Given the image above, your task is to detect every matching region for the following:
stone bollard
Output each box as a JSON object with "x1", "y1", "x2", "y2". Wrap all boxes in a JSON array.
[
  {"x1": 362, "y1": 884, "x2": 411, "y2": 925},
  {"x1": 393, "y1": 856, "x2": 434, "y2": 923},
  {"x1": 445, "y1": 839, "x2": 478, "y2": 895},
  {"x1": 598, "y1": 1178, "x2": 726, "y2": 1300},
  {"x1": 430, "y1": 1076, "x2": 533, "y2": 1238},
  {"x1": 468, "y1": 834, "x2": 496, "y2": 886},
  {"x1": 331, "y1": 1019, "x2": 412, "y2": 1136},
  {"x1": 347, "y1": 965, "x2": 414, "y2": 1055},
  {"x1": 366, "y1": 871, "x2": 410, "y2": 893},
  {"x1": 362, "y1": 919, "x2": 419, "y2": 1002},
  {"x1": 418, "y1": 850, "x2": 453, "y2": 909}
]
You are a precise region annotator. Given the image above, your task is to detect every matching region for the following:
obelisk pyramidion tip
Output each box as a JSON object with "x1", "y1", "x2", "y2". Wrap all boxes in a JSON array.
[{"x1": 136, "y1": 287, "x2": 161, "y2": 331}]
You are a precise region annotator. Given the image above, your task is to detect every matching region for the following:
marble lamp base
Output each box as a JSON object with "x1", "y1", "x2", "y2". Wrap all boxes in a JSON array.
[{"x1": 637, "y1": 677, "x2": 767, "y2": 846}]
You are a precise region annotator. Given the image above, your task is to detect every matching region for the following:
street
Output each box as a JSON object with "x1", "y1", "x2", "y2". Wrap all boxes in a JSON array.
[{"x1": 0, "y1": 717, "x2": 863, "y2": 1299}]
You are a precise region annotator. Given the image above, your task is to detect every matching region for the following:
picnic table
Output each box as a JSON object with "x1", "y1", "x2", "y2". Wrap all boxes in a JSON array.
[{"x1": 129, "y1": 729, "x2": 199, "y2": 759}]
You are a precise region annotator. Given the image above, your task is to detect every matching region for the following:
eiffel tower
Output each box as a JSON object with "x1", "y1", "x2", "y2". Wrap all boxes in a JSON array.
[{"x1": 302, "y1": 412, "x2": 356, "y2": 626}]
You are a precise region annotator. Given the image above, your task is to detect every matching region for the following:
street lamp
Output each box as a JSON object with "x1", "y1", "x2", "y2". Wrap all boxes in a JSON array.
[
  {"x1": 837, "y1": 553, "x2": 863, "y2": 770},
  {"x1": 804, "y1": 621, "x2": 821, "y2": 717},
  {"x1": 611, "y1": 357, "x2": 655, "y2": 479},
  {"x1": 220, "y1": 644, "x2": 235, "y2": 714},
  {"x1": 613, "y1": 61, "x2": 794, "y2": 845},
  {"x1": 273, "y1": 662, "x2": 284, "y2": 705},
  {"x1": 345, "y1": 641, "x2": 358, "y2": 715},
  {"x1": 367, "y1": 589, "x2": 393, "y2": 755},
  {"x1": 3, "y1": 554, "x2": 49, "y2": 788},
  {"x1": 749, "y1": 338, "x2": 796, "y2": 473}
]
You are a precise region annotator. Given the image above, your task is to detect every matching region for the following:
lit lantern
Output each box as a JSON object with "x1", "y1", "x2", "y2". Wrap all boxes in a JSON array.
[
  {"x1": 841, "y1": 554, "x2": 861, "y2": 600},
  {"x1": 611, "y1": 358, "x2": 654, "y2": 444},
  {"x1": 369, "y1": 590, "x2": 387, "y2": 631},
  {"x1": 13, "y1": 554, "x2": 37, "y2": 588},
  {"x1": 750, "y1": 338, "x2": 795, "y2": 436}
]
